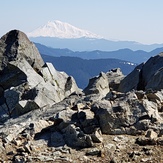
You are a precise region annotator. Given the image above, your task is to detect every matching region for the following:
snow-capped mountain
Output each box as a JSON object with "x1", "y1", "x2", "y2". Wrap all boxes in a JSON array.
[{"x1": 27, "y1": 20, "x2": 102, "y2": 39}]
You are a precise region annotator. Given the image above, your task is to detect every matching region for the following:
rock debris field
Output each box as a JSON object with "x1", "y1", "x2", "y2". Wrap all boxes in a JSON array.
[{"x1": 0, "y1": 30, "x2": 162, "y2": 162}]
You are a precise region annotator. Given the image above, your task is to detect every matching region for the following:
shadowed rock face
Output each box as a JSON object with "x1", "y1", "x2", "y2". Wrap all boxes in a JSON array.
[
  {"x1": 0, "y1": 30, "x2": 80, "y2": 120},
  {"x1": 0, "y1": 30, "x2": 44, "y2": 71},
  {"x1": 118, "y1": 53, "x2": 163, "y2": 92}
]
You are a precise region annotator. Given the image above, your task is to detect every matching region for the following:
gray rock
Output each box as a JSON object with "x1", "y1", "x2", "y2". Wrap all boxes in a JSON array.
[
  {"x1": 41, "y1": 62, "x2": 79, "y2": 99},
  {"x1": 106, "y1": 68, "x2": 124, "y2": 91},
  {"x1": 84, "y1": 72, "x2": 110, "y2": 99},
  {"x1": 118, "y1": 63, "x2": 144, "y2": 93},
  {"x1": 91, "y1": 129, "x2": 103, "y2": 143},
  {"x1": 86, "y1": 148, "x2": 101, "y2": 156},
  {"x1": 54, "y1": 107, "x2": 75, "y2": 124},
  {"x1": 142, "y1": 99, "x2": 162, "y2": 122},
  {"x1": 92, "y1": 91, "x2": 163, "y2": 134},
  {"x1": 0, "y1": 30, "x2": 44, "y2": 71},
  {"x1": 35, "y1": 155, "x2": 55, "y2": 162},
  {"x1": 77, "y1": 109, "x2": 97, "y2": 134},
  {"x1": 0, "y1": 30, "x2": 80, "y2": 118},
  {"x1": 61, "y1": 124, "x2": 93, "y2": 148},
  {"x1": 142, "y1": 53, "x2": 163, "y2": 91},
  {"x1": 145, "y1": 129, "x2": 158, "y2": 139},
  {"x1": 118, "y1": 53, "x2": 163, "y2": 92},
  {"x1": 104, "y1": 143, "x2": 116, "y2": 152},
  {"x1": 146, "y1": 90, "x2": 163, "y2": 112},
  {"x1": 14, "y1": 155, "x2": 26, "y2": 163}
]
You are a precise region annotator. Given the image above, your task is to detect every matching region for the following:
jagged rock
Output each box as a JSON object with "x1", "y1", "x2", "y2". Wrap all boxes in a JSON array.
[
  {"x1": 141, "y1": 99, "x2": 162, "y2": 122},
  {"x1": 84, "y1": 72, "x2": 110, "y2": 99},
  {"x1": 135, "y1": 137, "x2": 157, "y2": 146},
  {"x1": 106, "y1": 68, "x2": 124, "y2": 91},
  {"x1": 118, "y1": 63, "x2": 144, "y2": 93},
  {"x1": 0, "y1": 29, "x2": 163, "y2": 162},
  {"x1": 0, "y1": 30, "x2": 44, "y2": 72},
  {"x1": 91, "y1": 129, "x2": 103, "y2": 143},
  {"x1": 77, "y1": 109, "x2": 97, "y2": 134},
  {"x1": 60, "y1": 124, "x2": 93, "y2": 148},
  {"x1": 145, "y1": 129, "x2": 158, "y2": 139},
  {"x1": 119, "y1": 53, "x2": 163, "y2": 92},
  {"x1": 105, "y1": 90, "x2": 125, "y2": 101},
  {"x1": 71, "y1": 102, "x2": 86, "y2": 110},
  {"x1": 146, "y1": 90, "x2": 163, "y2": 112},
  {"x1": 53, "y1": 107, "x2": 75, "y2": 124},
  {"x1": 0, "y1": 30, "x2": 80, "y2": 118},
  {"x1": 142, "y1": 53, "x2": 163, "y2": 91},
  {"x1": 104, "y1": 143, "x2": 116, "y2": 152},
  {"x1": 135, "y1": 90, "x2": 146, "y2": 100},
  {"x1": 41, "y1": 62, "x2": 79, "y2": 98},
  {"x1": 157, "y1": 137, "x2": 163, "y2": 145},
  {"x1": 91, "y1": 100, "x2": 116, "y2": 134},
  {"x1": 92, "y1": 91, "x2": 162, "y2": 134},
  {"x1": 14, "y1": 155, "x2": 27, "y2": 163}
]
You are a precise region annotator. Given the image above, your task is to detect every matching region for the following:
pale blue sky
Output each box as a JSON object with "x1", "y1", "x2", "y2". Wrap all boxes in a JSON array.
[{"x1": 1, "y1": 0, "x2": 163, "y2": 44}]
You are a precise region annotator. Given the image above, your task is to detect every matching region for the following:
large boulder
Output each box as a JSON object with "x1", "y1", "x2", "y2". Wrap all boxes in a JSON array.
[
  {"x1": 91, "y1": 91, "x2": 162, "y2": 135},
  {"x1": 106, "y1": 68, "x2": 124, "y2": 91},
  {"x1": 0, "y1": 30, "x2": 80, "y2": 120},
  {"x1": 0, "y1": 30, "x2": 44, "y2": 72},
  {"x1": 84, "y1": 72, "x2": 110, "y2": 99},
  {"x1": 118, "y1": 63, "x2": 144, "y2": 93},
  {"x1": 142, "y1": 53, "x2": 163, "y2": 90},
  {"x1": 84, "y1": 69, "x2": 124, "y2": 101},
  {"x1": 41, "y1": 62, "x2": 79, "y2": 99},
  {"x1": 118, "y1": 53, "x2": 163, "y2": 92}
]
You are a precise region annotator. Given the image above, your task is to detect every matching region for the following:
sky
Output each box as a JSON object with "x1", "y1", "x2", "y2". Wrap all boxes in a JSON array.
[{"x1": 1, "y1": 0, "x2": 163, "y2": 44}]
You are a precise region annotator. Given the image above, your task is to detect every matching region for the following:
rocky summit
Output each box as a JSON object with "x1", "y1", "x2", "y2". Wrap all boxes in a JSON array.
[{"x1": 0, "y1": 30, "x2": 163, "y2": 162}]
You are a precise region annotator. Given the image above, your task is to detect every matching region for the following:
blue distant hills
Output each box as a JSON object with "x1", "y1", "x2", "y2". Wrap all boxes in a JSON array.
[
  {"x1": 35, "y1": 42, "x2": 163, "y2": 64},
  {"x1": 30, "y1": 37, "x2": 163, "y2": 53}
]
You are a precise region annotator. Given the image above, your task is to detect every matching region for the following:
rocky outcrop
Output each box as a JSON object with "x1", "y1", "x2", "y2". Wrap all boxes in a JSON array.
[
  {"x1": 118, "y1": 63, "x2": 144, "y2": 92},
  {"x1": 84, "y1": 68, "x2": 124, "y2": 101},
  {"x1": 106, "y1": 68, "x2": 124, "y2": 91},
  {"x1": 0, "y1": 30, "x2": 44, "y2": 72},
  {"x1": 0, "y1": 30, "x2": 163, "y2": 162},
  {"x1": 119, "y1": 53, "x2": 163, "y2": 92},
  {"x1": 142, "y1": 53, "x2": 163, "y2": 90},
  {"x1": 83, "y1": 72, "x2": 110, "y2": 100},
  {"x1": 0, "y1": 30, "x2": 80, "y2": 121}
]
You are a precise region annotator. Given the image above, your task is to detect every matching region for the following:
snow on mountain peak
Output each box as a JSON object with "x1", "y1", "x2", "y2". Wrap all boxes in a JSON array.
[{"x1": 27, "y1": 20, "x2": 102, "y2": 39}]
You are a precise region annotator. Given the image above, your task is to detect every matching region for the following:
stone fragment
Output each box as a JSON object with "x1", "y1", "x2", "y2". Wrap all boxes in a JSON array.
[
  {"x1": 91, "y1": 129, "x2": 103, "y2": 143},
  {"x1": 84, "y1": 72, "x2": 110, "y2": 98},
  {"x1": 86, "y1": 148, "x2": 101, "y2": 156},
  {"x1": 145, "y1": 129, "x2": 158, "y2": 139}
]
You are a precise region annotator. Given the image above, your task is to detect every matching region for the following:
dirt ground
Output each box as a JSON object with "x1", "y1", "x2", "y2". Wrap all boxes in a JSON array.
[{"x1": 1, "y1": 134, "x2": 163, "y2": 163}]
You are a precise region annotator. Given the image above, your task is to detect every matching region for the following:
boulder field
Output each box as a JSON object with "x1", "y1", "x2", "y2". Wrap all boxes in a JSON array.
[{"x1": 0, "y1": 30, "x2": 163, "y2": 162}]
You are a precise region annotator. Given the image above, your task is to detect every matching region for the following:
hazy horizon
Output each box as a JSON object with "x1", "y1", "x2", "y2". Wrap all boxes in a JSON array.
[{"x1": 1, "y1": 0, "x2": 163, "y2": 45}]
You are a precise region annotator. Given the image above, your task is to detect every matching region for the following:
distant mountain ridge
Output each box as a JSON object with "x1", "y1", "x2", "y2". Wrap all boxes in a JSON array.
[
  {"x1": 28, "y1": 20, "x2": 163, "y2": 52},
  {"x1": 27, "y1": 20, "x2": 102, "y2": 39},
  {"x1": 35, "y1": 43, "x2": 163, "y2": 63},
  {"x1": 30, "y1": 37, "x2": 163, "y2": 52}
]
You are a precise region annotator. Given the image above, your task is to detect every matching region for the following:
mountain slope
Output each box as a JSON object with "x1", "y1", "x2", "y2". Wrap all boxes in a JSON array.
[
  {"x1": 41, "y1": 54, "x2": 136, "y2": 88},
  {"x1": 27, "y1": 20, "x2": 102, "y2": 39}
]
